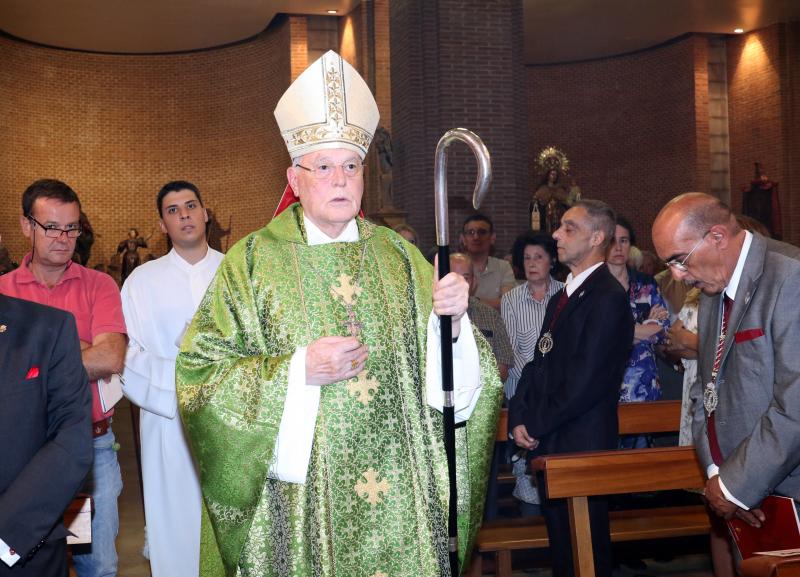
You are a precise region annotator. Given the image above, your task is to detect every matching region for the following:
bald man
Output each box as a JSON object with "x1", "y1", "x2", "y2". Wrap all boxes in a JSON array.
[
  {"x1": 450, "y1": 253, "x2": 512, "y2": 382},
  {"x1": 652, "y1": 192, "x2": 800, "y2": 527}
]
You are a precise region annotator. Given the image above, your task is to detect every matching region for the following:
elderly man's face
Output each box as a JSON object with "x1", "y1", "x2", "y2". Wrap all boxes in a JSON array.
[
  {"x1": 287, "y1": 148, "x2": 364, "y2": 238},
  {"x1": 653, "y1": 222, "x2": 727, "y2": 296},
  {"x1": 552, "y1": 206, "x2": 597, "y2": 269}
]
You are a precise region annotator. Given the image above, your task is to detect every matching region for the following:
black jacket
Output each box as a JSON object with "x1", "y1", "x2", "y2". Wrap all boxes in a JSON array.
[
  {"x1": 0, "y1": 295, "x2": 92, "y2": 576},
  {"x1": 509, "y1": 264, "x2": 633, "y2": 455}
]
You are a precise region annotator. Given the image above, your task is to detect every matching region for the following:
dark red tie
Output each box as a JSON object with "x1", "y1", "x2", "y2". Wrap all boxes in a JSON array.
[
  {"x1": 707, "y1": 295, "x2": 733, "y2": 465},
  {"x1": 548, "y1": 289, "x2": 569, "y2": 331}
]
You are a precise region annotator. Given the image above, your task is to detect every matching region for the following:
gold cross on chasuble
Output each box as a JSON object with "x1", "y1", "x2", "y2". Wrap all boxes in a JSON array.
[{"x1": 354, "y1": 467, "x2": 390, "y2": 506}]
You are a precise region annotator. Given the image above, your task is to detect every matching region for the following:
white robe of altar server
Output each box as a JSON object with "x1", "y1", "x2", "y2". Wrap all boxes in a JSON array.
[{"x1": 121, "y1": 248, "x2": 223, "y2": 577}]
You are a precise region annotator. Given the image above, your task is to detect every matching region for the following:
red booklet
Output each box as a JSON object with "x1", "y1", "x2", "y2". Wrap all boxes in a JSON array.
[{"x1": 727, "y1": 495, "x2": 800, "y2": 559}]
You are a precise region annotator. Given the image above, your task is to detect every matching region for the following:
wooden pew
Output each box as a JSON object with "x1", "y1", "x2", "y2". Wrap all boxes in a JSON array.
[
  {"x1": 532, "y1": 446, "x2": 706, "y2": 577},
  {"x1": 472, "y1": 400, "x2": 707, "y2": 577},
  {"x1": 493, "y1": 401, "x2": 682, "y2": 442}
]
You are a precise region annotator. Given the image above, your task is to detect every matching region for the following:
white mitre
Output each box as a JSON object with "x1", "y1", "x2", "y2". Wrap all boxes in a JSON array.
[{"x1": 274, "y1": 50, "x2": 379, "y2": 160}]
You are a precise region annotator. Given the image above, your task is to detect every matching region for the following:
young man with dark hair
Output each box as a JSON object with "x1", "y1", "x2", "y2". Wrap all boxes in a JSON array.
[
  {"x1": 0, "y1": 178, "x2": 127, "y2": 577},
  {"x1": 155, "y1": 180, "x2": 202, "y2": 217},
  {"x1": 121, "y1": 180, "x2": 223, "y2": 577}
]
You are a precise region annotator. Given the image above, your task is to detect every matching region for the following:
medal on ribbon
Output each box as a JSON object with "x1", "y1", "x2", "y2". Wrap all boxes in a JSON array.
[
  {"x1": 538, "y1": 289, "x2": 569, "y2": 357},
  {"x1": 703, "y1": 381, "x2": 718, "y2": 415},
  {"x1": 538, "y1": 331, "x2": 554, "y2": 355}
]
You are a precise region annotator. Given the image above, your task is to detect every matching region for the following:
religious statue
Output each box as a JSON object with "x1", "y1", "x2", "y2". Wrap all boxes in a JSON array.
[
  {"x1": 72, "y1": 211, "x2": 95, "y2": 266},
  {"x1": 374, "y1": 126, "x2": 393, "y2": 208},
  {"x1": 531, "y1": 147, "x2": 570, "y2": 234},
  {"x1": 117, "y1": 228, "x2": 149, "y2": 284},
  {"x1": 567, "y1": 177, "x2": 582, "y2": 206},
  {"x1": 742, "y1": 162, "x2": 782, "y2": 240},
  {"x1": 0, "y1": 234, "x2": 16, "y2": 275}
]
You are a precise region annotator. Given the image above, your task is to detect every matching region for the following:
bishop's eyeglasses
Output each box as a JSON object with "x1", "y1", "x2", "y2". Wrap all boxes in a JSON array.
[
  {"x1": 294, "y1": 160, "x2": 364, "y2": 180},
  {"x1": 27, "y1": 215, "x2": 82, "y2": 238}
]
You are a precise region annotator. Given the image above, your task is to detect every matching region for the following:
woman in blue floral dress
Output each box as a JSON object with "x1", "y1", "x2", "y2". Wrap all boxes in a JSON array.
[{"x1": 607, "y1": 217, "x2": 670, "y2": 448}]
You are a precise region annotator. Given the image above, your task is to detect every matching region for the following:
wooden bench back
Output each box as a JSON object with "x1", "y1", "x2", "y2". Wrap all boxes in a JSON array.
[
  {"x1": 526, "y1": 399, "x2": 703, "y2": 577},
  {"x1": 495, "y1": 399, "x2": 683, "y2": 441},
  {"x1": 532, "y1": 446, "x2": 705, "y2": 497}
]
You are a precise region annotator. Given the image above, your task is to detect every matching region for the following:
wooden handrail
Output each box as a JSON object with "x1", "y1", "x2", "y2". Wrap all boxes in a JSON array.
[
  {"x1": 532, "y1": 446, "x2": 705, "y2": 498},
  {"x1": 495, "y1": 399, "x2": 683, "y2": 441}
]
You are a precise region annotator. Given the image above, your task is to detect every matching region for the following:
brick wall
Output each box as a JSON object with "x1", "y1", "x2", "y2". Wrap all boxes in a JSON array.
[
  {"x1": 0, "y1": 18, "x2": 292, "y2": 273},
  {"x1": 527, "y1": 35, "x2": 709, "y2": 251},
  {"x1": 290, "y1": 16, "x2": 309, "y2": 80},
  {"x1": 727, "y1": 22, "x2": 800, "y2": 245},
  {"x1": 390, "y1": 0, "x2": 527, "y2": 255}
]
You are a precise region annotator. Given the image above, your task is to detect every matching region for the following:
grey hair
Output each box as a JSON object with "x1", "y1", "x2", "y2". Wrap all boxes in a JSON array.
[{"x1": 574, "y1": 199, "x2": 616, "y2": 250}]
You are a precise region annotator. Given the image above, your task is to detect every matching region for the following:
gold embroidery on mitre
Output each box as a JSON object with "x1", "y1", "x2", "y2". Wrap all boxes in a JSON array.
[{"x1": 281, "y1": 57, "x2": 373, "y2": 156}]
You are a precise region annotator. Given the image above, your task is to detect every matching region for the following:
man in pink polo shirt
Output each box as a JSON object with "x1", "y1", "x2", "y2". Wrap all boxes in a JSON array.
[{"x1": 0, "y1": 179, "x2": 127, "y2": 577}]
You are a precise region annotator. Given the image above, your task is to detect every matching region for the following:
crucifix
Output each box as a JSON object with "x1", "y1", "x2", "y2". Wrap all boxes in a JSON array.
[{"x1": 330, "y1": 273, "x2": 363, "y2": 337}]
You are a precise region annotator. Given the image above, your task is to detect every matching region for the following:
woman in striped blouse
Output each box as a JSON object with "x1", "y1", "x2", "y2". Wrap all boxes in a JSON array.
[
  {"x1": 501, "y1": 233, "x2": 564, "y2": 514},
  {"x1": 501, "y1": 233, "x2": 565, "y2": 400}
]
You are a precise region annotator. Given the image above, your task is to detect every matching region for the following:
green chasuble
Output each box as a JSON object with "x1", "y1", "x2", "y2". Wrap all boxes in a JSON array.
[{"x1": 176, "y1": 204, "x2": 502, "y2": 577}]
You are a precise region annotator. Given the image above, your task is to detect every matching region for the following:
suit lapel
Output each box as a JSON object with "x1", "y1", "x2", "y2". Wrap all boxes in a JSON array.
[
  {"x1": 553, "y1": 265, "x2": 603, "y2": 338},
  {"x1": 721, "y1": 234, "x2": 766, "y2": 364}
]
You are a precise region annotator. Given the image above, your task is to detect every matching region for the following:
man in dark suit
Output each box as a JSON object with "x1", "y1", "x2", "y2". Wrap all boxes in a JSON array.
[
  {"x1": 0, "y1": 294, "x2": 93, "y2": 576},
  {"x1": 510, "y1": 199, "x2": 633, "y2": 577},
  {"x1": 652, "y1": 193, "x2": 800, "y2": 527}
]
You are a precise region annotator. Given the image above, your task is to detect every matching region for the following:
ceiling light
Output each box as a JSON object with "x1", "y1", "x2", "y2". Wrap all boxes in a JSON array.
[
  {"x1": 327, "y1": 10, "x2": 338, "y2": 14},
  {"x1": 734, "y1": 28, "x2": 744, "y2": 34}
]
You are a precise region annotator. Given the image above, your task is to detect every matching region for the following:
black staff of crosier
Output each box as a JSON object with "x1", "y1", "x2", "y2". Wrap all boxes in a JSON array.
[{"x1": 434, "y1": 127, "x2": 491, "y2": 576}]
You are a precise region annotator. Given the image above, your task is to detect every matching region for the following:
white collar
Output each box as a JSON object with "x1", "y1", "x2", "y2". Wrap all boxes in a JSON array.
[
  {"x1": 167, "y1": 245, "x2": 213, "y2": 272},
  {"x1": 564, "y1": 261, "x2": 604, "y2": 296},
  {"x1": 724, "y1": 230, "x2": 753, "y2": 301},
  {"x1": 304, "y1": 216, "x2": 359, "y2": 246}
]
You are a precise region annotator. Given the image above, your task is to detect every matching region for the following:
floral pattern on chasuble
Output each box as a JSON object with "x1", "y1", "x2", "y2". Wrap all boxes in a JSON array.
[{"x1": 177, "y1": 205, "x2": 503, "y2": 577}]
